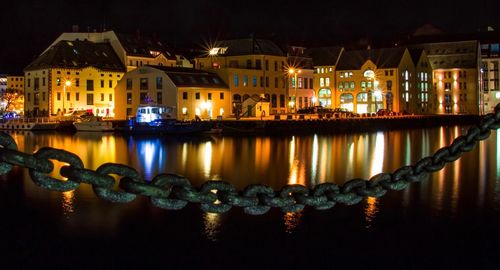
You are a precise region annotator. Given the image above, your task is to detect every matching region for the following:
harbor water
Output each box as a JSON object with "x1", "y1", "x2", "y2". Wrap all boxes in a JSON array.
[{"x1": 1, "y1": 126, "x2": 500, "y2": 269}]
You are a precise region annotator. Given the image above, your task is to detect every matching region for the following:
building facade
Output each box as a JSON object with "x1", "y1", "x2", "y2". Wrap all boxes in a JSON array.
[
  {"x1": 306, "y1": 47, "x2": 344, "y2": 109},
  {"x1": 334, "y1": 47, "x2": 416, "y2": 114},
  {"x1": 114, "y1": 66, "x2": 230, "y2": 120},
  {"x1": 24, "y1": 40, "x2": 125, "y2": 117},
  {"x1": 411, "y1": 40, "x2": 480, "y2": 114},
  {"x1": 286, "y1": 46, "x2": 315, "y2": 111},
  {"x1": 194, "y1": 38, "x2": 288, "y2": 116}
]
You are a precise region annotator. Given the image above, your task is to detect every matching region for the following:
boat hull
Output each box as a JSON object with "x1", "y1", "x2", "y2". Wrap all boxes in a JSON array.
[{"x1": 123, "y1": 121, "x2": 212, "y2": 135}]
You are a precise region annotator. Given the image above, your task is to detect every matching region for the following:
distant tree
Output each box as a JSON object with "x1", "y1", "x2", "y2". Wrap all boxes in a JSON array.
[{"x1": 0, "y1": 88, "x2": 23, "y2": 112}]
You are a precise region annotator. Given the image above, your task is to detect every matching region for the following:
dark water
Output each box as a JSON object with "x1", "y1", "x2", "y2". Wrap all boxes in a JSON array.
[{"x1": 1, "y1": 127, "x2": 500, "y2": 269}]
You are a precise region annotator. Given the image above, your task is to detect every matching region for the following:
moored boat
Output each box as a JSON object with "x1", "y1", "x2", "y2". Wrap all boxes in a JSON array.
[
  {"x1": 73, "y1": 116, "x2": 114, "y2": 132},
  {"x1": 122, "y1": 105, "x2": 212, "y2": 135},
  {"x1": 0, "y1": 118, "x2": 59, "y2": 131}
]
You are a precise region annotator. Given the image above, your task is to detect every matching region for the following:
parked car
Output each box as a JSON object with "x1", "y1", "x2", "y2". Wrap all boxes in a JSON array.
[{"x1": 377, "y1": 109, "x2": 395, "y2": 116}]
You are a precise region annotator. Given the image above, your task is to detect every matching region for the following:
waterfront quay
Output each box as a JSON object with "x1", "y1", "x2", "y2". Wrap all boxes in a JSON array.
[{"x1": 106, "y1": 113, "x2": 479, "y2": 135}]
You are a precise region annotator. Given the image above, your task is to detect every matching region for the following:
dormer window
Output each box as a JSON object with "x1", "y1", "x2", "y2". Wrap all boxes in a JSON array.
[{"x1": 149, "y1": 50, "x2": 161, "y2": 57}]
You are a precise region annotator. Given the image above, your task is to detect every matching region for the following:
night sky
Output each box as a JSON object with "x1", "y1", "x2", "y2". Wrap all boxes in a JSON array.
[{"x1": 1, "y1": 0, "x2": 498, "y2": 74}]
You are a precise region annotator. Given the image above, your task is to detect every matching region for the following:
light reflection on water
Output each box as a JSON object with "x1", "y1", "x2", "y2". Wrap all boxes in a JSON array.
[{"x1": 4, "y1": 125, "x2": 500, "y2": 237}]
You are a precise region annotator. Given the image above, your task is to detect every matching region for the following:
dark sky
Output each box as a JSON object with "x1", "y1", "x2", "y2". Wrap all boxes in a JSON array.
[{"x1": 1, "y1": 0, "x2": 498, "y2": 74}]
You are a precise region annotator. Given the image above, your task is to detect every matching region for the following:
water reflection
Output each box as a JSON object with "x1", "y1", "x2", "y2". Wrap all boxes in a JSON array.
[
  {"x1": 283, "y1": 211, "x2": 302, "y2": 234},
  {"x1": 203, "y1": 212, "x2": 221, "y2": 241},
  {"x1": 62, "y1": 190, "x2": 75, "y2": 216},
  {"x1": 364, "y1": 197, "x2": 378, "y2": 229},
  {"x1": 5, "y1": 126, "x2": 500, "y2": 229}
]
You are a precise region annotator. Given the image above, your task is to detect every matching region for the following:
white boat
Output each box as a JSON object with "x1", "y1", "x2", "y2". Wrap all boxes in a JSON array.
[
  {"x1": 73, "y1": 116, "x2": 114, "y2": 132},
  {"x1": 0, "y1": 118, "x2": 59, "y2": 131}
]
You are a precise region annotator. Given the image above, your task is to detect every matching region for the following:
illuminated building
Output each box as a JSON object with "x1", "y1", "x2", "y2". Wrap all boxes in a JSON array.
[
  {"x1": 24, "y1": 40, "x2": 126, "y2": 116},
  {"x1": 408, "y1": 48, "x2": 434, "y2": 114},
  {"x1": 306, "y1": 47, "x2": 344, "y2": 108},
  {"x1": 334, "y1": 47, "x2": 416, "y2": 114},
  {"x1": 410, "y1": 41, "x2": 480, "y2": 114},
  {"x1": 480, "y1": 31, "x2": 500, "y2": 114},
  {"x1": 286, "y1": 46, "x2": 315, "y2": 111},
  {"x1": 194, "y1": 38, "x2": 288, "y2": 116},
  {"x1": 114, "y1": 66, "x2": 230, "y2": 120}
]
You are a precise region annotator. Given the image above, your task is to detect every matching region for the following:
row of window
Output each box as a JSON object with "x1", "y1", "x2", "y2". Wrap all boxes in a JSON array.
[
  {"x1": 127, "y1": 91, "x2": 227, "y2": 105},
  {"x1": 438, "y1": 82, "x2": 468, "y2": 91},
  {"x1": 54, "y1": 70, "x2": 121, "y2": 78},
  {"x1": 210, "y1": 59, "x2": 285, "y2": 71},
  {"x1": 28, "y1": 78, "x2": 116, "y2": 91},
  {"x1": 126, "y1": 77, "x2": 163, "y2": 90},
  {"x1": 291, "y1": 77, "x2": 313, "y2": 89},
  {"x1": 233, "y1": 74, "x2": 287, "y2": 89},
  {"x1": 434, "y1": 71, "x2": 468, "y2": 79},
  {"x1": 27, "y1": 92, "x2": 103, "y2": 105}
]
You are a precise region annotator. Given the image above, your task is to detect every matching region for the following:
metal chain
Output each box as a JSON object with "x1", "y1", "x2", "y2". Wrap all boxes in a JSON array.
[{"x1": 1, "y1": 104, "x2": 500, "y2": 215}]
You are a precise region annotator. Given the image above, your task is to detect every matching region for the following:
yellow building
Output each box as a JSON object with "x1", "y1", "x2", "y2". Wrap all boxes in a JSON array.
[
  {"x1": 194, "y1": 38, "x2": 288, "y2": 116},
  {"x1": 334, "y1": 47, "x2": 416, "y2": 114},
  {"x1": 411, "y1": 40, "x2": 480, "y2": 114},
  {"x1": 24, "y1": 40, "x2": 125, "y2": 117},
  {"x1": 307, "y1": 47, "x2": 344, "y2": 108},
  {"x1": 114, "y1": 66, "x2": 231, "y2": 120},
  {"x1": 409, "y1": 48, "x2": 434, "y2": 114}
]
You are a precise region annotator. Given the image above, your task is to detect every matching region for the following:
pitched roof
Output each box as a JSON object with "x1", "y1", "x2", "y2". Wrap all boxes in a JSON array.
[
  {"x1": 410, "y1": 40, "x2": 478, "y2": 69},
  {"x1": 209, "y1": 38, "x2": 284, "y2": 57},
  {"x1": 336, "y1": 47, "x2": 407, "y2": 70},
  {"x1": 24, "y1": 40, "x2": 125, "y2": 72},
  {"x1": 148, "y1": 66, "x2": 228, "y2": 88},
  {"x1": 116, "y1": 33, "x2": 177, "y2": 60},
  {"x1": 304, "y1": 46, "x2": 343, "y2": 66},
  {"x1": 408, "y1": 47, "x2": 424, "y2": 65}
]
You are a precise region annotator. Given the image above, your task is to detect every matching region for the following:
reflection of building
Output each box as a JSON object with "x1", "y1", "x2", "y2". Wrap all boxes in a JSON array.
[
  {"x1": 286, "y1": 46, "x2": 316, "y2": 110},
  {"x1": 24, "y1": 40, "x2": 126, "y2": 116},
  {"x1": 411, "y1": 41, "x2": 480, "y2": 114},
  {"x1": 115, "y1": 66, "x2": 230, "y2": 120},
  {"x1": 306, "y1": 47, "x2": 344, "y2": 108},
  {"x1": 194, "y1": 38, "x2": 288, "y2": 115},
  {"x1": 335, "y1": 47, "x2": 416, "y2": 114}
]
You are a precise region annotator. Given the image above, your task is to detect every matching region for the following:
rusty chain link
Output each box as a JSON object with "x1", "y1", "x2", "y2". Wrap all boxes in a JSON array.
[{"x1": 1, "y1": 104, "x2": 500, "y2": 215}]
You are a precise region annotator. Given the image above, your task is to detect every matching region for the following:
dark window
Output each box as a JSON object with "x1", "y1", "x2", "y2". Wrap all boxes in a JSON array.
[
  {"x1": 101, "y1": 93, "x2": 104, "y2": 101},
  {"x1": 109, "y1": 94, "x2": 113, "y2": 101},
  {"x1": 220, "y1": 92, "x2": 224, "y2": 100},
  {"x1": 67, "y1": 92, "x2": 70, "y2": 101},
  {"x1": 42, "y1": 77, "x2": 46, "y2": 86},
  {"x1": 208, "y1": 93, "x2": 212, "y2": 100},
  {"x1": 140, "y1": 93, "x2": 148, "y2": 104},
  {"x1": 265, "y1": 60, "x2": 269, "y2": 70},
  {"x1": 156, "y1": 77, "x2": 163, "y2": 89},
  {"x1": 265, "y1": 77, "x2": 269, "y2": 87},
  {"x1": 42, "y1": 92, "x2": 46, "y2": 101},
  {"x1": 34, "y1": 78, "x2": 39, "y2": 90},
  {"x1": 109, "y1": 80, "x2": 113, "y2": 88},
  {"x1": 56, "y1": 78, "x2": 61, "y2": 86},
  {"x1": 100, "y1": 80, "x2": 104, "y2": 88},
  {"x1": 246, "y1": 59, "x2": 252, "y2": 69},
  {"x1": 183, "y1": 92, "x2": 188, "y2": 100},
  {"x1": 57, "y1": 92, "x2": 61, "y2": 101},
  {"x1": 140, "y1": 78, "x2": 148, "y2": 90},
  {"x1": 75, "y1": 78, "x2": 79, "y2": 87},
  {"x1": 256, "y1": 60, "x2": 262, "y2": 70},
  {"x1": 126, "y1": 108, "x2": 133, "y2": 116},
  {"x1": 87, "y1": 93, "x2": 94, "y2": 105},
  {"x1": 279, "y1": 94, "x2": 285, "y2": 107},
  {"x1": 87, "y1": 80, "x2": 94, "y2": 91},
  {"x1": 76, "y1": 92, "x2": 79, "y2": 101},
  {"x1": 126, "y1": 79, "x2": 132, "y2": 90},
  {"x1": 195, "y1": 92, "x2": 200, "y2": 100}
]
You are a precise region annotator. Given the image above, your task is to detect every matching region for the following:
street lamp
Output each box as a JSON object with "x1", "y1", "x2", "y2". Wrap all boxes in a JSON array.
[
  {"x1": 63, "y1": 80, "x2": 71, "y2": 115},
  {"x1": 288, "y1": 68, "x2": 301, "y2": 113}
]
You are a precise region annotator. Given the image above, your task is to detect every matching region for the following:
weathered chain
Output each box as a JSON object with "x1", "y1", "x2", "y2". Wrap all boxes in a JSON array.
[{"x1": 1, "y1": 104, "x2": 500, "y2": 215}]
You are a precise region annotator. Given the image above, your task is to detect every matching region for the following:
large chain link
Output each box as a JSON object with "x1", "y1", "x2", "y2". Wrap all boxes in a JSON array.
[{"x1": 1, "y1": 104, "x2": 500, "y2": 215}]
